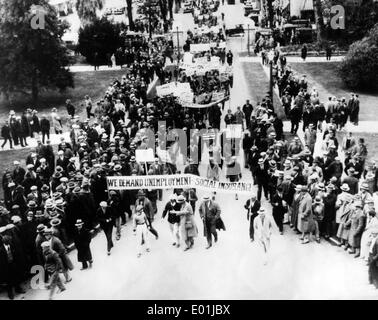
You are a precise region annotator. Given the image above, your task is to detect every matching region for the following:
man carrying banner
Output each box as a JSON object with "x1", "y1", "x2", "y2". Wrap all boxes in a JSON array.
[
  {"x1": 199, "y1": 195, "x2": 223, "y2": 249},
  {"x1": 135, "y1": 190, "x2": 159, "y2": 240}
]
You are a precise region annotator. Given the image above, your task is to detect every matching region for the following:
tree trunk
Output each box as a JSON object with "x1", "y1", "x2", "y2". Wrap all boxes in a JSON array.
[
  {"x1": 159, "y1": 0, "x2": 167, "y2": 22},
  {"x1": 32, "y1": 72, "x2": 39, "y2": 103},
  {"x1": 126, "y1": 0, "x2": 134, "y2": 31},
  {"x1": 314, "y1": 0, "x2": 325, "y2": 42},
  {"x1": 267, "y1": 0, "x2": 274, "y2": 28},
  {"x1": 168, "y1": 0, "x2": 173, "y2": 20}
]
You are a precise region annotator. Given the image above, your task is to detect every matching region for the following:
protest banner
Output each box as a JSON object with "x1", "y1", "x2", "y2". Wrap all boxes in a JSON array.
[
  {"x1": 107, "y1": 174, "x2": 254, "y2": 194},
  {"x1": 226, "y1": 124, "x2": 243, "y2": 139}
]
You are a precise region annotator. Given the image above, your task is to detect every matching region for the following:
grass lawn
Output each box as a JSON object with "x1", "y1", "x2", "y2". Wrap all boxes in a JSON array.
[
  {"x1": 290, "y1": 62, "x2": 378, "y2": 122},
  {"x1": 336, "y1": 131, "x2": 378, "y2": 163},
  {"x1": 0, "y1": 69, "x2": 127, "y2": 127},
  {"x1": 241, "y1": 62, "x2": 286, "y2": 120}
]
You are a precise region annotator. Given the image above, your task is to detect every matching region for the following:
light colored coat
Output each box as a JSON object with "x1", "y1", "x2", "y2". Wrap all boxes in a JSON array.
[{"x1": 253, "y1": 214, "x2": 278, "y2": 242}]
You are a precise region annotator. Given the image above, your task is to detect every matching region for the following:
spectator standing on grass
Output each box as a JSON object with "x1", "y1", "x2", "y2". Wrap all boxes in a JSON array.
[
  {"x1": 301, "y1": 44, "x2": 307, "y2": 61},
  {"x1": 51, "y1": 108, "x2": 63, "y2": 135},
  {"x1": 1, "y1": 121, "x2": 13, "y2": 149},
  {"x1": 85, "y1": 95, "x2": 94, "y2": 119},
  {"x1": 40, "y1": 115, "x2": 50, "y2": 144},
  {"x1": 65, "y1": 99, "x2": 75, "y2": 119},
  {"x1": 326, "y1": 44, "x2": 332, "y2": 61}
]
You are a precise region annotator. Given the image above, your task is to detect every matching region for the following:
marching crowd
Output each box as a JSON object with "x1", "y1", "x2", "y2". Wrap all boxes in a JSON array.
[{"x1": 2, "y1": 0, "x2": 378, "y2": 302}]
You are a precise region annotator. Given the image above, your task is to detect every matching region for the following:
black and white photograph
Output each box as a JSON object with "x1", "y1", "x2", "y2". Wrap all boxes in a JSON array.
[{"x1": 1, "y1": 0, "x2": 378, "y2": 304}]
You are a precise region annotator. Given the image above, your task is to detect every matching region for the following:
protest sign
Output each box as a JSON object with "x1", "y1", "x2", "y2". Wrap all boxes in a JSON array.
[
  {"x1": 226, "y1": 124, "x2": 243, "y2": 139},
  {"x1": 135, "y1": 149, "x2": 155, "y2": 163},
  {"x1": 107, "y1": 174, "x2": 254, "y2": 194}
]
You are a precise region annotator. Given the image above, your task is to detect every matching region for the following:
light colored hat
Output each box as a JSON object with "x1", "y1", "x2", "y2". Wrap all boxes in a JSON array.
[
  {"x1": 27, "y1": 164, "x2": 34, "y2": 170},
  {"x1": 340, "y1": 183, "x2": 350, "y2": 192},
  {"x1": 75, "y1": 219, "x2": 84, "y2": 227},
  {"x1": 100, "y1": 201, "x2": 108, "y2": 207},
  {"x1": 41, "y1": 241, "x2": 51, "y2": 248},
  {"x1": 177, "y1": 195, "x2": 186, "y2": 203},
  {"x1": 11, "y1": 215, "x2": 22, "y2": 224},
  {"x1": 169, "y1": 194, "x2": 177, "y2": 201}
]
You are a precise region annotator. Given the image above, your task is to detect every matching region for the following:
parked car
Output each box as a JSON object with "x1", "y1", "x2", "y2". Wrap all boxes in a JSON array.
[{"x1": 226, "y1": 24, "x2": 244, "y2": 36}]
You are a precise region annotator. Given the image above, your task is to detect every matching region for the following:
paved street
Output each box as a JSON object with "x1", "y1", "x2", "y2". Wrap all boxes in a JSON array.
[{"x1": 3, "y1": 1, "x2": 378, "y2": 301}]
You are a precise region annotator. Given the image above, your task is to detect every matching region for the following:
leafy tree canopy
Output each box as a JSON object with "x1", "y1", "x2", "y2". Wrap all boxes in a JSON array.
[{"x1": 0, "y1": 0, "x2": 74, "y2": 101}]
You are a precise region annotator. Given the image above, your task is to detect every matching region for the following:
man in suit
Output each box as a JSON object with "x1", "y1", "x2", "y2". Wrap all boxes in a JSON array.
[
  {"x1": 96, "y1": 201, "x2": 114, "y2": 255},
  {"x1": 0, "y1": 231, "x2": 26, "y2": 299},
  {"x1": 341, "y1": 167, "x2": 359, "y2": 195},
  {"x1": 44, "y1": 228, "x2": 73, "y2": 282},
  {"x1": 304, "y1": 123, "x2": 317, "y2": 155},
  {"x1": 199, "y1": 195, "x2": 221, "y2": 249},
  {"x1": 254, "y1": 208, "x2": 278, "y2": 265},
  {"x1": 255, "y1": 158, "x2": 269, "y2": 201},
  {"x1": 271, "y1": 186, "x2": 287, "y2": 235},
  {"x1": 368, "y1": 230, "x2": 378, "y2": 289},
  {"x1": 244, "y1": 194, "x2": 261, "y2": 242}
]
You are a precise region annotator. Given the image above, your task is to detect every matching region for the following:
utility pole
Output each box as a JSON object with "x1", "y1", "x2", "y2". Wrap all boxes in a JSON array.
[
  {"x1": 269, "y1": 60, "x2": 273, "y2": 101},
  {"x1": 172, "y1": 26, "x2": 183, "y2": 65},
  {"x1": 247, "y1": 24, "x2": 250, "y2": 55}
]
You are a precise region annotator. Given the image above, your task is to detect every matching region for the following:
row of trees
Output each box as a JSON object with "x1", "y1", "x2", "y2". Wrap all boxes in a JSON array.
[
  {"x1": 0, "y1": 0, "x2": 74, "y2": 102},
  {"x1": 0, "y1": 0, "x2": 174, "y2": 102}
]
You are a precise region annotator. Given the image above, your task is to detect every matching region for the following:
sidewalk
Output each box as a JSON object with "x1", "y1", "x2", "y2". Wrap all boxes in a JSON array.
[
  {"x1": 68, "y1": 65, "x2": 123, "y2": 73},
  {"x1": 239, "y1": 55, "x2": 345, "y2": 63}
]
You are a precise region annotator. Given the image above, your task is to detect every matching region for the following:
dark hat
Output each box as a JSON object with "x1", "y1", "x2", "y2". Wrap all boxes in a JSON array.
[
  {"x1": 37, "y1": 224, "x2": 46, "y2": 233},
  {"x1": 72, "y1": 187, "x2": 81, "y2": 194},
  {"x1": 35, "y1": 210, "x2": 44, "y2": 218},
  {"x1": 137, "y1": 190, "x2": 145, "y2": 197}
]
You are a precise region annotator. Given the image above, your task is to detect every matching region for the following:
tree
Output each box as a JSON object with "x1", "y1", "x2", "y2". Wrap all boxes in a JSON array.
[
  {"x1": 0, "y1": 0, "x2": 74, "y2": 102},
  {"x1": 76, "y1": 0, "x2": 104, "y2": 25},
  {"x1": 339, "y1": 24, "x2": 378, "y2": 90},
  {"x1": 314, "y1": 0, "x2": 325, "y2": 42},
  {"x1": 77, "y1": 17, "x2": 123, "y2": 66},
  {"x1": 126, "y1": 0, "x2": 134, "y2": 31}
]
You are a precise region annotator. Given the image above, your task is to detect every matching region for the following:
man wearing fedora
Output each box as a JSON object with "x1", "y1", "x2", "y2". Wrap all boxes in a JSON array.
[
  {"x1": 254, "y1": 208, "x2": 278, "y2": 265},
  {"x1": 271, "y1": 186, "x2": 287, "y2": 235},
  {"x1": 342, "y1": 167, "x2": 359, "y2": 195},
  {"x1": 96, "y1": 201, "x2": 114, "y2": 255},
  {"x1": 135, "y1": 190, "x2": 158, "y2": 239},
  {"x1": 199, "y1": 195, "x2": 222, "y2": 249},
  {"x1": 173, "y1": 195, "x2": 198, "y2": 251},
  {"x1": 0, "y1": 228, "x2": 26, "y2": 299},
  {"x1": 244, "y1": 194, "x2": 261, "y2": 242},
  {"x1": 44, "y1": 228, "x2": 73, "y2": 283},
  {"x1": 41, "y1": 241, "x2": 66, "y2": 299},
  {"x1": 73, "y1": 219, "x2": 93, "y2": 269},
  {"x1": 255, "y1": 158, "x2": 269, "y2": 202},
  {"x1": 299, "y1": 185, "x2": 315, "y2": 244}
]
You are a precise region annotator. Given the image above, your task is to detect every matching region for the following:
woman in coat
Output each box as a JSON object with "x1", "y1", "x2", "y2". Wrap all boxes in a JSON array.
[
  {"x1": 336, "y1": 189, "x2": 354, "y2": 249},
  {"x1": 173, "y1": 195, "x2": 198, "y2": 251},
  {"x1": 73, "y1": 219, "x2": 93, "y2": 269},
  {"x1": 347, "y1": 201, "x2": 366, "y2": 257}
]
